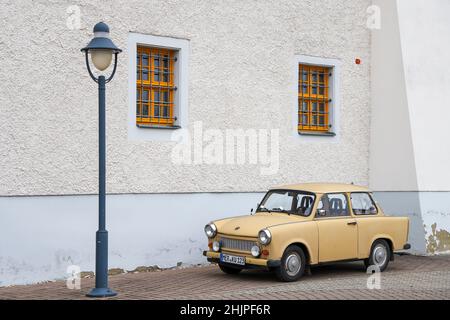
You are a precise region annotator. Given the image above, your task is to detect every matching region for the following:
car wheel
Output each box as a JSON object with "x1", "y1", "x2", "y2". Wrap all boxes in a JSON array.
[
  {"x1": 275, "y1": 245, "x2": 306, "y2": 282},
  {"x1": 219, "y1": 264, "x2": 242, "y2": 275},
  {"x1": 364, "y1": 239, "x2": 391, "y2": 272}
]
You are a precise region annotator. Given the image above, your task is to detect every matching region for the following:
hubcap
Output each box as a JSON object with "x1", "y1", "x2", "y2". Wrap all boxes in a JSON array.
[
  {"x1": 373, "y1": 244, "x2": 387, "y2": 267},
  {"x1": 285, "y1": 253, "x2": 301, "y2": 276}
]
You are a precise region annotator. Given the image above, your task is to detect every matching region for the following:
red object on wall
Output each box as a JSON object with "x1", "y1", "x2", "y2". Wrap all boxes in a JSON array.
[{"x1": 355, "y1": 58, "x2": 361, "y2": 65}]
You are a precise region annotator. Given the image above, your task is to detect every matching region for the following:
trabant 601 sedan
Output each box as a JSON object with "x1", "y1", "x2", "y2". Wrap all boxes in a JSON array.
[{"x1": 203, "y1": 183, "x2": 410, "y2": 281}]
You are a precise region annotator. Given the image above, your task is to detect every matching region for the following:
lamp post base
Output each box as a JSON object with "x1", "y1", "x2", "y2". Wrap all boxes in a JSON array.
[{"x1": 86, "y1": 287, "x2": 117, "y2": 298}]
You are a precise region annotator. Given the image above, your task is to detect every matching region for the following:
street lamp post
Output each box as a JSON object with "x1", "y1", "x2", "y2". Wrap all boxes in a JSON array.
[{"x1": 81, "y1": 22, "x2": 122, "y2": 298}]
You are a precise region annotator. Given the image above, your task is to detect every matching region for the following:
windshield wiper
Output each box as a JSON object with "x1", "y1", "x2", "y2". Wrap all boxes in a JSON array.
[{"x1": 257, "y1": 207, "x2": 269, "y2": 212}]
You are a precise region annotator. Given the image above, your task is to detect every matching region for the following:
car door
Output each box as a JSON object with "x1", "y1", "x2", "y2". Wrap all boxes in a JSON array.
[
  {"x1": 350, "y1": 192, "x2": 380, "y2": 259},
  {"x1": 315, "y1": 193, "x2": 358, "y2": 262}
]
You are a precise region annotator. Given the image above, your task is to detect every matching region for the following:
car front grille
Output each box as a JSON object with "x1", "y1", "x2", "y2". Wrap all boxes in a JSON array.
[{"x1": 221, "y1": 237, "x2": 257, "y2": 252}]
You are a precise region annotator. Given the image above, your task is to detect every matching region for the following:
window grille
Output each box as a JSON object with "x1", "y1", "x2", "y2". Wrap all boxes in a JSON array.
[
  {"x1": 298, "y1": 64, "x2": 331, "y2": 132},
  {"x1": 136, "y1": 46, "x2": 177, "y2": 127}
]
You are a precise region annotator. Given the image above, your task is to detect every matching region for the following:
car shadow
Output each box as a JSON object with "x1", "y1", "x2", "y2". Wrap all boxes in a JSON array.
[
  {"x1": 309, "y1": 261, "x2": 367, "y2": 276},
  {"x1": 213, "y1": 261, "x2": 368, "y2": 282}
]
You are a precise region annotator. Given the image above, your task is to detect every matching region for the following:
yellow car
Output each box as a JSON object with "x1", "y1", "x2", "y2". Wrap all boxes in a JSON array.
[{"x1": 203, "y1": 183, "x2": 410, "y2": 281}]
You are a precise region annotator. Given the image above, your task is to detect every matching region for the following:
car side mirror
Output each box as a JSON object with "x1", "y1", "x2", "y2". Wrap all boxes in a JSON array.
[
  {"x1": 369, "y1": 206, "x2": 377, "y2": 214},
  {"x1": 250, "y1": 208, "x2": 254, "y2": 214},
  {"x1": 317, "y1": 209, "x2": 327, "y2": 217}
]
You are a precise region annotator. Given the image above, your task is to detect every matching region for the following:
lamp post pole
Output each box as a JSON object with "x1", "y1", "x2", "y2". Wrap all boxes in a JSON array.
[
  {"x1": 95, "y1": 74, "x2": 109, "y2": 293},
  {"x1": 81, "y1": 22, "x2": 121, "y2": 298}
]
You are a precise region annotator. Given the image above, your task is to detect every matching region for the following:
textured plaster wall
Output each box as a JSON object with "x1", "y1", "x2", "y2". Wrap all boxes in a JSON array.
[{"x1": 0, "y1": 0, "x2": 371, "y2": 196}]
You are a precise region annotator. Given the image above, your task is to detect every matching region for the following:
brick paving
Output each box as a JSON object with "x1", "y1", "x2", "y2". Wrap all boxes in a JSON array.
[{"x1": 0, "y1": 254, "x2": 449, "y2": 300}]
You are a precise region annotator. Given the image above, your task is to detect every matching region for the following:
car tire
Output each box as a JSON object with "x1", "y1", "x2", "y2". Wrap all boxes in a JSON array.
[
  {"x1": 364, "y1": 239, "x2": 391, "y2": 272},
  {"x1": 218, "y1": 264, "x2": 242, "y2": 275},
  {"x1": 275, "y1": 245, "x2": 306, "y2": 282}
]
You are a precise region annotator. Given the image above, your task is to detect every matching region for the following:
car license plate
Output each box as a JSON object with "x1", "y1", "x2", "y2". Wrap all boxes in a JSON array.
[{"x1": 220, "y1": 253, "x2": 245, "y2": 266}]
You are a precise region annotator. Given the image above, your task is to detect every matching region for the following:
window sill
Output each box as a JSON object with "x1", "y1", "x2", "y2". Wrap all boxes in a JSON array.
[
  {"x1": 298, "y1": 131, "x2": 336, "y2": 137},
  {"x1": 137, "y1": 124, "x2": 181, "y2": 130}
]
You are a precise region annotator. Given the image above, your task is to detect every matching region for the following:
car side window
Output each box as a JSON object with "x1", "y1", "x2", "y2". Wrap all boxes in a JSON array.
[
  {"x1": 316, "y1": 193, "x2": 349, "y2": 217},
  {"x1": 351, "y1": 193, "x2": 378, "y2": 215},
  {"x1": 295, "y1": 194, "x2": 314, "y2": 216}
]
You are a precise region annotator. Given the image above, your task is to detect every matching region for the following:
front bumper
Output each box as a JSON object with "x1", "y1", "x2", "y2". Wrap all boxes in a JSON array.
[{"x1": 203, "y1": 251, "x2": 281, "y2": 269}]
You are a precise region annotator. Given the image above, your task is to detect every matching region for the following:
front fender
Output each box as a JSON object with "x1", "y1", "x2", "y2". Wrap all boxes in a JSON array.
[{"x1": 266, "y1": 221, "x2": 318, "y2": 264}]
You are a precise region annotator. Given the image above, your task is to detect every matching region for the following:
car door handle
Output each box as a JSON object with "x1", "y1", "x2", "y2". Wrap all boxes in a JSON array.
[{"x1": 347, "y1": 221, "x2": 357, "y2": 225}]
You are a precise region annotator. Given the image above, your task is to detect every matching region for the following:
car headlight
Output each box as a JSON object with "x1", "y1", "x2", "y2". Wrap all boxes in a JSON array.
[
  {"x1": 204, "y1": 223, "x2": 217, "y2": 238},
  {"x1": 258, "y1": 229, "x2": 272, "y2": 245},
  {"x1": 251, "y1": 245, "x2": 260, "y2": 257}
]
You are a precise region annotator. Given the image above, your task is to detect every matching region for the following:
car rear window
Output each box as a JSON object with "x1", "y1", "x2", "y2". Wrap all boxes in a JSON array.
[{"x1": 350, "y1": 193, "x2": 378, "y2": 215}]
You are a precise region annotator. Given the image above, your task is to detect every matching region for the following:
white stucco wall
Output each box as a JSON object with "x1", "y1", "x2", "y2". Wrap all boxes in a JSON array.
[
  {"x1": 397, "y1": 0, "x2": 450, "y2": 192},
  {"x1": 0, "y1": 0, "x2": 371, "y2": 196},
  {"x1": 0, "y1": 192, "x2": 264, "y2": 286},
  {"x1": 370, "y1": 0, "x2": 450, "y2": 255},
  {"x1": 370, "y1": 0, "x2": 450, "y2": 192},
  {"x1": 369, "y1": 0, "x2": 418, "y2": 191}
]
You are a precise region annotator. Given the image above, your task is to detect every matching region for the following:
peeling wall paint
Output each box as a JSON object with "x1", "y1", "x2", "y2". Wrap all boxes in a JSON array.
[
  {"x1": 420, "y1": 193, "x2": 450, "y2": 255},
  {"x1": 425, "y1": 223, "x2": 450, "y2": 254},
  {"x1": 373, "y1": 192, "x2": 450, "y2": 256}
]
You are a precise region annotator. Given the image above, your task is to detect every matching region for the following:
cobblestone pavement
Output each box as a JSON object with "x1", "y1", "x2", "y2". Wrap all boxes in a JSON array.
[{"x1": 0, "y1": 255, "x2": 449, "y2": 300}]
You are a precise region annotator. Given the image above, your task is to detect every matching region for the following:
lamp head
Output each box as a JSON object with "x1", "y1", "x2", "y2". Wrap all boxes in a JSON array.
[{"x1": 81, "y1": 22, "x2": 122, "y2": 71}]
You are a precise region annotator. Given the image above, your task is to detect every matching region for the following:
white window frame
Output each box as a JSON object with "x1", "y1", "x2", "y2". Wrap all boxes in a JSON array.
[
  {"x1": 128, "y1": 33, "x2": 189, "y2": 141},
  {"x1": 292, "y1": 55, "x2": 341, "y2": 142}
]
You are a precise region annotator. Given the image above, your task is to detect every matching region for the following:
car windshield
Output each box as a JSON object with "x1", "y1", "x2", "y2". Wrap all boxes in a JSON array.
[{"x1": 257, "y1": 190, "x2": 315, "y2": 216}]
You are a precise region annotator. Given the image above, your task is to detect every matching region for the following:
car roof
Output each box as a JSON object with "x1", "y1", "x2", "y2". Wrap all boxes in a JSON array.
[{"x1": 269, "y1": 183, "x2": 370, "y2": 194}]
